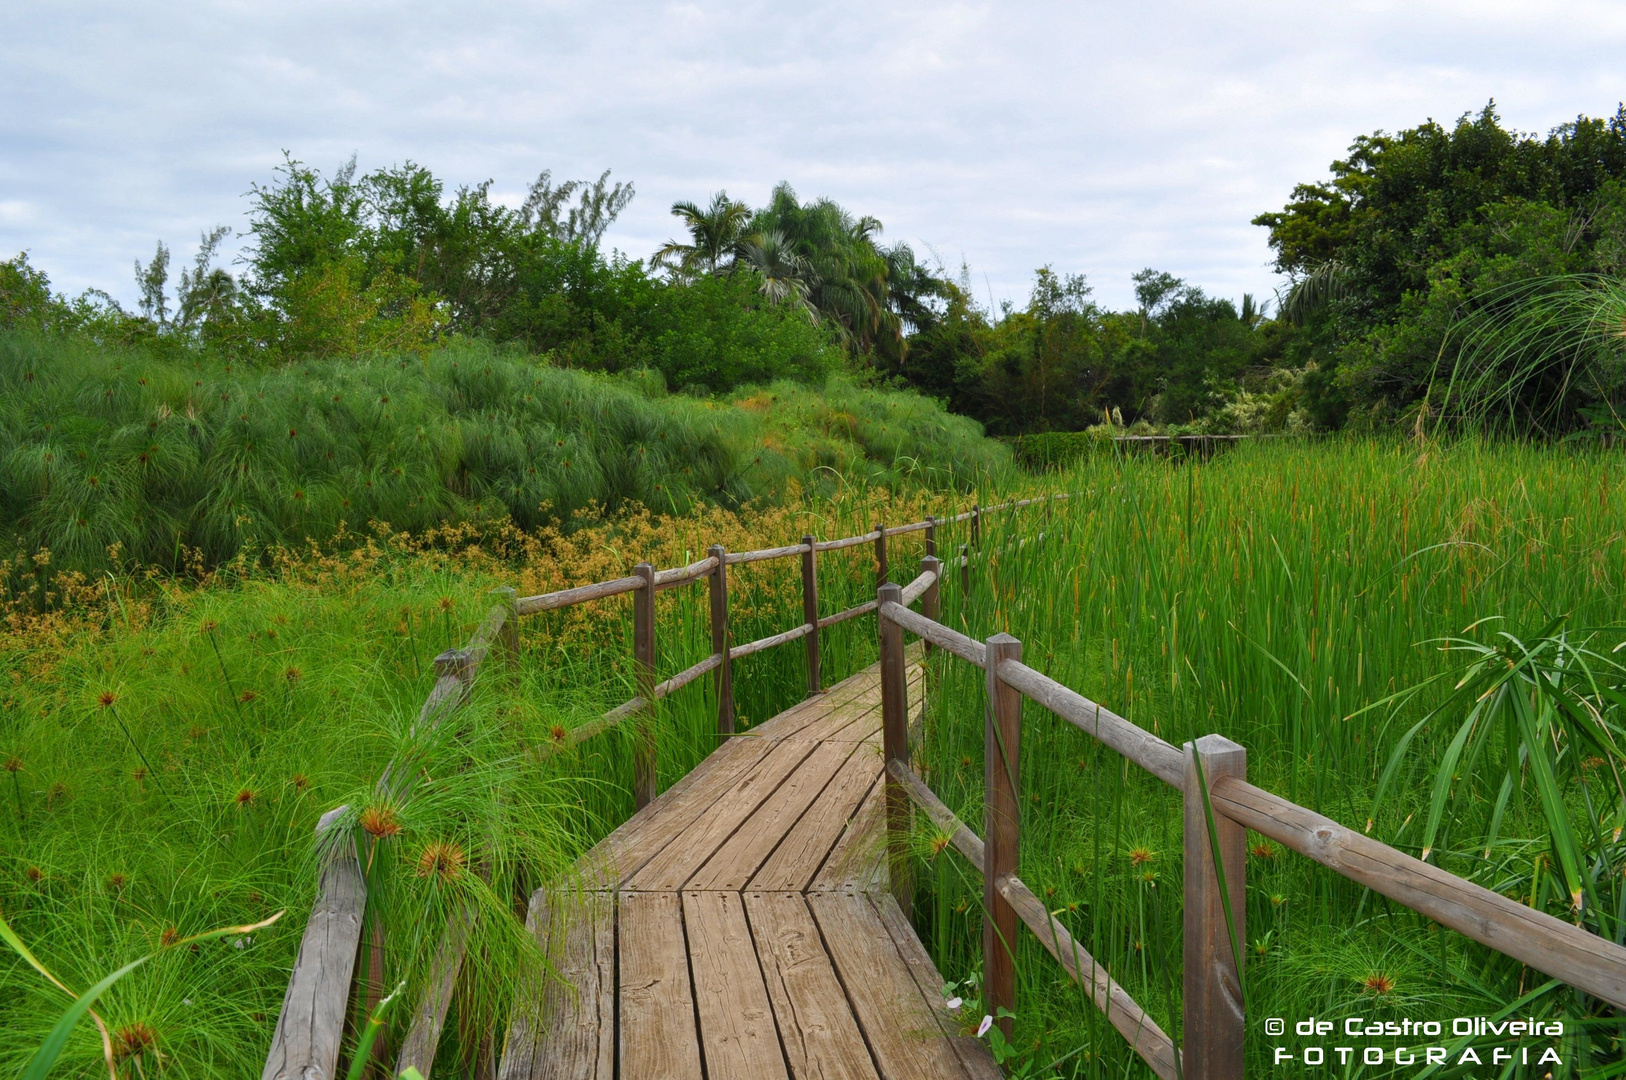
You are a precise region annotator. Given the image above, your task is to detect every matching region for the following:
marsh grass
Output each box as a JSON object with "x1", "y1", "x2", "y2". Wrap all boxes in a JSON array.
[{"x1": 912, "y1": 437, "x2": 1626, "y2": 1076}]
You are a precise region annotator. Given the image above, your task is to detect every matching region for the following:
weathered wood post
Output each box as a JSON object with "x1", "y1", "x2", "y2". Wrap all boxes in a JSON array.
[
  {"x1": 707, "y1": 544, "x2": 734, "y2": 735},
  {"x1": 801, "y1": 535, "x2": 821, "y2": 696},
  {"x1": 489, "y1": 586, "x2": 519, "y2": 663},
  {"x1": 874, "y1": 522, "x2": 889, "y2": 587},
  {"x1": 633, "y1": 562, "x2": 658, "y2": 809},
  {"x1": 983, "y1": 632, "x2": 1022, "y2": 1041},
  {"x1": 878, "y1": 581, "x2": 912, "y2": 917},
  {"x1": 971, "y1": 502, "x2": 982, "y2": 548},
  {"x1": 262, "y1": 806, "x2": 363, "y2": 1080},
  {"x1": 1183, "y1": 734, "x2": 1247, "y2": 1080},
  {"x1": 959, "y1": 543, "x2": 970, "y2": 596},
  {"x1": 924, "y1": 515, "x2": 937, "y2": 558},
  {"x1": 921, "y1": 555, "x2": 941, "y2": 653}
]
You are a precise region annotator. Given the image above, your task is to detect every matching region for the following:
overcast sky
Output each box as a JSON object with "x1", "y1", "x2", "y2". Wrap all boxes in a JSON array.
[{"x1": 4, "y1": 1, "x2": 1625, "y2": 314}]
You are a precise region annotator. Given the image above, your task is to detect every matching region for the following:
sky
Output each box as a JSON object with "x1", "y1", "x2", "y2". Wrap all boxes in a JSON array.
[{"x1": 4, "y1": 1, "x2": 1626, "y2": 315}]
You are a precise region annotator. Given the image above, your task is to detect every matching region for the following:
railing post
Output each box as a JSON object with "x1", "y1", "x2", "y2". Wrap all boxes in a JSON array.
[
  {"x1": 971, "y1": 502, "x2": 981, "y2": 548},
  {"x1": 633, "y1": 563, "x2": 658, "y2": 809},
  {"x1": 920, "y1": 555, "x2": 941, "y2": 655},
  {"x1": 707, "y1": 544, "x2": 734, "y2": 736},
  {"x1": 874, "y1": 522, "x2": 888, "y2": 587},
  {"x1": 959, "y1": 543, "x2": 970, "y2": 596},
  {"x1": 878, "y1": 581, "x2": 912, "y2": 918},
  {"x1": 924, "y1": 515, "x2": 937, "y2": 558},
  {"x1": 983, "y1": 632, "x2": 1022, "y2": 1041},
  {"x1": 490, "y1": 586, "x2": 519, "y2": 664},
  {"x1": 1183, "y1": 734, "x2": 1247, "y2": 1080},
  {"x1": 801, "y1": 535, "x2": 821, "y2": 696}
]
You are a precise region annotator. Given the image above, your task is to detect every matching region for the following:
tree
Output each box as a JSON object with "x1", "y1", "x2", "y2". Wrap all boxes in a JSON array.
[{"x1": 654, "y1": 192, "x2": 752, "y2": 277}]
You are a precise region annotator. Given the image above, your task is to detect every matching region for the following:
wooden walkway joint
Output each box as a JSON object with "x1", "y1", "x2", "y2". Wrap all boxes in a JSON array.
[{"x1": 498, "y1": 650, "x2": 1000, "y2": 1080}]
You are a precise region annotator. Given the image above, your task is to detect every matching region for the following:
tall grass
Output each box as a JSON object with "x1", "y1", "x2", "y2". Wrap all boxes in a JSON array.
[
  {"x1": 913, "y1": 437, "x2": 1626, "y2": 1076},
  {"x1": 0, "y1": 331, "x2": 1009, "y2": 576},
  {"x1": 0, "y1": 487, "x2": 961, "y2": 1076}
]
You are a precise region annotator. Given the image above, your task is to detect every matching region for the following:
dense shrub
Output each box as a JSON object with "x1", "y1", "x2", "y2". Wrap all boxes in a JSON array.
[{"x1": 0, "y1": 333, "x2": 1008, "y2": 573}]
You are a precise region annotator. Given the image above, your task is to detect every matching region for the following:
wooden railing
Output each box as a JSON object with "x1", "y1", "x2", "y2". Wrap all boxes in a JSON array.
[
  {"x1": 265, "y1": 482, "x2": 1626, "y2": 1080},
  {"x1": 262, "y1": 495, "x2": 1060, "y2": 1079},
  {"x1": 875, "y1": 576, "x2": 1626, "y2": 1080}
]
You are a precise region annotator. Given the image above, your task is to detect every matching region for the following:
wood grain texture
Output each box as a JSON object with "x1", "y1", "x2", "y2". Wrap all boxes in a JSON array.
[
  {"x1": 746, "y1": 891, "x2": 881, "y2": 1080},
  {"x1": 577, "y1": 735, "x2": 773, "y2": 890},
  {"x1": 1208, "y1": 772, "x2": 1626, "y2": 1010},
  {"x1": 995, "y1": 874, "x2": 1179, "y2": 1080},
  {"x1": 497, "y1": 891, "x2": 615, "y2": 1080},
  {"x1": 708, "y1": 543, "x2": 734, "y2": 735},
  {"x1": 807, "y1": 891, "x2": 972, "y2": 1080},
  {"x1": 870, "y1": 894, "x2": 1003, "y2": 1080},
  {"x1": 1184, "y1": 736, "x2": 1246, "y2": 1080},
  {"x1": 751, "y1": 746, "x2": 882, "y2": 892},
  {"x1": 627, "y1": 737, "x2": 818, "y2": 891},
  {"x1": 262, "y1": 809, "x2": 365, "y2": 1080},
  {"x1": 515, "y1": 575, "x2": 642, "y2": 615},
  {"x1": 810, "y1": 778, "x2": 886, "y2": 894},
  {"x1": 982, "y1": 634, "x2": 1022, "y2": 1038},
  {"x1": 682, "y1": 890, "x2": 791, "y2": 1080},
  {"x1": 878, "y1": 583, "x2": 911, "y2": 919},
  {"x1": 619, "y1": 891, "x2": 703, "y2": 1080},
  {"x1": 395, "y1": 900, "x2": 474, "y2": 1077},
  {"x1": 802, "y1": 536, "x2": 821, "y2": 695},
  {"x1": 688, "y1": 739, "x2": 861, "y2": 891}
]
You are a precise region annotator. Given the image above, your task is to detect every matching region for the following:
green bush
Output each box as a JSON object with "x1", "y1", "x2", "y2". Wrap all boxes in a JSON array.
[
  {"x1": 0, "y1": 333, "x2": 1008, "y2": 573},
  {"x1": 1008, "y1": 429, "x2": 1108, "y2": 470}
]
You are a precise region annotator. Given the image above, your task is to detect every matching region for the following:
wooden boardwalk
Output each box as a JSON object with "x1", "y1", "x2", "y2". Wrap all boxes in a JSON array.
[{"x1": 498, "y1": 649, "x2": 1000, "y2": 1080}]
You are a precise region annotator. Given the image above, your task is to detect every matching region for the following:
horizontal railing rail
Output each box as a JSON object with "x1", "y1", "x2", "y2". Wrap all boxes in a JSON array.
[
  {"x1": 267, "y1": 491, "x2": 1070, "y2": 1079},
  {"x1": 875, "y1": 569, "x2": 1626, "y2": 1080}
]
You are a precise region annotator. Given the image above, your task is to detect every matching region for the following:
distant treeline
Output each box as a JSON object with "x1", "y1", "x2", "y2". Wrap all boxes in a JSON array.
[{"x1": 9, "y1": 104, "x2": 1626, "y2": 446}]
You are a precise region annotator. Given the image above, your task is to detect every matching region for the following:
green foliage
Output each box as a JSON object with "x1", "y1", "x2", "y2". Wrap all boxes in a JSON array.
[
  {"x1": 0, "y1": 332, "x2": 1004, "y2": 575},
  {"x1": 1255, "y1": 102, "x2": 1626, "y2": 431},
  {"x1": 1008, "y1": 430, "x2": 1109, "y2": 470},
  {"x1": 894, "y1": 266, "x2": 1287, "y2": 435},
  {"x1": 911, "y1": 439, "x2": 1626, "y2": 1075}
]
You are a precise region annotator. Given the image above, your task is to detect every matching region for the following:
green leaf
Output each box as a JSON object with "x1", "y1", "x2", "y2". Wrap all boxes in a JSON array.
[{"x1": 23, "y1": 955, "x2": 151, "y2": 1080}]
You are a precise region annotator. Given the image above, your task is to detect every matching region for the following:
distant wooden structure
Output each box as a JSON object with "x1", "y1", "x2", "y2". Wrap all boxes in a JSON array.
[{"x1": 264, "y1": 494, "x2": 1626, "y2": 1080}]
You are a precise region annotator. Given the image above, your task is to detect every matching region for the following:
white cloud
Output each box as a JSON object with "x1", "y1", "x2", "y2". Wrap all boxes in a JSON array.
[{"x1": 2, "y1": 1, "x2": 1624, "y2": 311}]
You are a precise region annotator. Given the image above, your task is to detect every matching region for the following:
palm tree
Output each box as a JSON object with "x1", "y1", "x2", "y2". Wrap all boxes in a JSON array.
[
  {"x1": 737, "y1": 229, "x2": 814, "y2": 315},
  {"x1": 654, "y1": 192, "x2": 752, "y2": 278}
]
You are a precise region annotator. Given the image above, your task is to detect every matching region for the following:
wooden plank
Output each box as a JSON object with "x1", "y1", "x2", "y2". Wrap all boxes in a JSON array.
[
  {"x1": 497, "y1": 891, "x2": 614, "y2": 1080},
  {"x1": 1209, "y1": 773, "x2": 1626, "y2": 1010},
  {"x1": 996, "y1": 658, "x2": 1186, "y2": 788},
  {"x1": 619, "y1": 891, "x2": 703, "y2": 1080},
  {"x1": 515, "y1": 574, "x2": 642, "y2": 615},
  {"x1": 809, "y1": 777, "x2": 887, "y2": 894},
  {"x1": 395, "y1": 900, "x2": 474, "y2": 1076},
  {"x1": 1184, "y1": 736, "x2": 1246, "y2": 1080},
  {"x1": 576, "y1": 734, "x2": 774, "y2": 889},
  {"x1": 688, "y1": 739, "x2": 861, "y2": 891},
  {"x1": 807, "y1": 891, "x2": 971, "y2": 1080},
  {"x1": 745, "y1": 891, "x2": 880, "y2": 1080},
  {"x1": 995, "y1": 875, "x2": 1180, "y2": 1080},
  {"x1": 627, "y1": 737, "x2": 820, "y2": 891},
  {"x1": 262, "y1": 808, "x2": 365, "y2": 1080},
  {"x1": 633, "y1": 562, "x2": 657, "y2": 809},
  {"x1": 879, "y1": 583, "x2": 912, "y2": 920},
  {"x1": 802, "y1": 535, "x2": 821, "y2": 695},
  {"x1": 731, "y1": 621, "x2": 814, "y2": 660},
  {"x1": 982, "y1": 634, "x2": 1022, "y2": 1037},
  {"x1": 750, "y1": 745, "x2": 882, "y2": 892},
  {"x1": 870, "y1": 894, "x2": 1003, "y2": 1080},
  {"x1": 682, "y1": 890, "x2": 791, "y2": 1080},
  {"x1": 709, "y1": 543, "x2": 734, "y2": 734}
]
